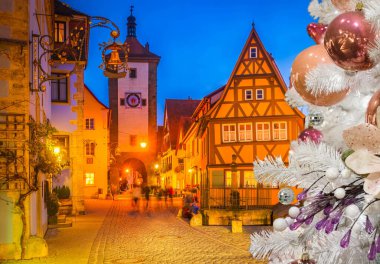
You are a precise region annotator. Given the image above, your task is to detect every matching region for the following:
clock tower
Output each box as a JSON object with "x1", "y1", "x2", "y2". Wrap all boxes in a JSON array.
[{"x1": 108, "y1": 6, "x2": 160, "y2": 186}]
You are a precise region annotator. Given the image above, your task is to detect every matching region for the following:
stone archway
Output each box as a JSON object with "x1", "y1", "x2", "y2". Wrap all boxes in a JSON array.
[{"x1": 120, "y1": 158, "x2": 147, "y2": 186}]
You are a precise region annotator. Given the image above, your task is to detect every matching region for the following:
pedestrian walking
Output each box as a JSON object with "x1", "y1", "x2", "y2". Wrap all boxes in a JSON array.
[
  {"x1": 164, "y1": 187, "x2": 168, "y2": 207},
  {"x1": 168, "y1": 186, "x2": 174, "y2": 206},
  {"x1": 157, "y1": 188, "x2": 163, "y2": 208},
  {"x1": 143, "y1": 185, "x2": 150, "y2": 209},
  {"x1": 132, "y1": 185, "x2": 141, "y2": 210}
]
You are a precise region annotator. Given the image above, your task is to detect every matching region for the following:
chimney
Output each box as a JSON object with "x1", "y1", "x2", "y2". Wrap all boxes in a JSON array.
[{"x1": 145, "y1": 42, "x2": 149, "y2": 51}]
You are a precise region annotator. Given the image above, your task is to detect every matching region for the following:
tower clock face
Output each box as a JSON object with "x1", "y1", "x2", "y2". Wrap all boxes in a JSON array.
[{"x1": 126, "y1": 93, "x2": 141, "y2": 108}]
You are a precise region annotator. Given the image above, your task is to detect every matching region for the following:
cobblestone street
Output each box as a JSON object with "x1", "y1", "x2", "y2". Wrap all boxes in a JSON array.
[{"x1": 2, "y1": 199, "x2": 268, "y2": 264}]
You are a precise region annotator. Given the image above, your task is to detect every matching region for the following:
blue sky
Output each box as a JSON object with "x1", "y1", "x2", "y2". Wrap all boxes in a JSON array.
[{"x1": 63, "y1": 0, "x2": 315, "y2": 124}]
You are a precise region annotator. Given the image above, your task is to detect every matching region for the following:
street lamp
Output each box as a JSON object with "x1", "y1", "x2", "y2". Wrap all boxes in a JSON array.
[{"x1": 139, "y1": 141, "x2": 147, "y2": 149}]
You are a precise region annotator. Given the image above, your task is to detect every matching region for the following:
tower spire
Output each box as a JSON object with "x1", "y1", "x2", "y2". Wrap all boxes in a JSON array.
[{"x1": 127, "y1": 5, "x2": 136, "y2": 38}]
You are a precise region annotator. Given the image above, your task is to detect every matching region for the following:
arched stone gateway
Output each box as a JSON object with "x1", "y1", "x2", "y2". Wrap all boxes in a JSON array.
[{"x1": 120, "y1": 158, "x2": 147, "y2": 186}]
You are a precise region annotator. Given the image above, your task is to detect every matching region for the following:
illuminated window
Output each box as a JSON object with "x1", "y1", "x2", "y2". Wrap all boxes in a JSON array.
[
  {"x1": 273, "y1": 121, "x2": 287, "y2": 140},
  {"x1": 250, "y1": 47, "x2": 257, "y2": 58},
  {"x1": 51, "y1": 73, "x2": 68, "y2": 102},
  {"x1": 85, "y1": 118, "x2": 94, "y2": 130},
  {"x1": 222, "y1": 124, "x2": 236, "y2": 143},
  {"x1": 85, "y1": 172, "x2": 95, "y2": 185},
  {"x1": 245, "y1": 89, "x2": 253, "y2": 100},
  {"x1": 85, "y1": 142, "x2": 95, "y2": 155},
  {"x1": 54, "y1": 21, "x2": 66, "y2": 43},
  {"x1": 238, "y1": 123, "x2": 253, "y2": 142},
  {"x1": 225, "y1": 171, "x2": 240, "y2": 188},
  {"x1": 256, "y1": 89, "x2": 264, "y2": 100},
  {"x1": 244, "y1": 171, "x2": 257, "y2": 187},
  {"x1": 256, "y1": 122, "x2": 270, "y2": 141}
]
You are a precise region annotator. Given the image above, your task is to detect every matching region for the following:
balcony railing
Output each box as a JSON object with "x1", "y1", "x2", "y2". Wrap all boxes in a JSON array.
[{"x1": 202, "y1": 187, "x2": 279, "y2": 210}]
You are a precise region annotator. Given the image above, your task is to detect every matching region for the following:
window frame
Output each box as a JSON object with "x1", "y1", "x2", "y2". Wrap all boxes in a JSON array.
[
  {"x1": 222, "y1": 124, "x2": 237, "y2": 143},
  {"x1": 85, "y1": 142, "x2": 95, "y2": 156},
  {"x1": 256, "y1": 122, "x2": 271, "y2": 141},
  {"x1": 244, "y1": 89, "x2": 253, "y2": 101},
  {"x1": 129, "y1": 68, "x2": 137, "y2": 78},
  {"x1": 85, "y1": 172, "x2": 95, "y2": 186},
  {"x1": 85, "y1": 118, "x2": 95, "y2": 130},
  {"x1": 249, "y1": 47, "x2": 257, "y2": 58},
  {"x1": 51, "y1": 73, "x2": 68, "y2": 103},
  {"x1": 256, "y1": 89, "x2": 264, "y2": 100},
  {"x1": 238, "y1": 123, "x2": 253, "y2": 142},
  {"x1": 54, "y1": 21, "x2": 66, "y2": 43},
  {"x1": 272, "y1": 121, "x2": 288, "y2": 141}
]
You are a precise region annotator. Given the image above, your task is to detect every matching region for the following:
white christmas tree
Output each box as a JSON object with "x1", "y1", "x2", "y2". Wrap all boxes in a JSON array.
[{"x1": 250, "y1": 1, "x2": 380, "y2": 263}]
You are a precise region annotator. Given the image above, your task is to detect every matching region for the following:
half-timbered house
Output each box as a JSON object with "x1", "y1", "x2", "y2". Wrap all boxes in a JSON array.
[{"x1": 188, "y1": 25, "x2": 304, "y2": 225}]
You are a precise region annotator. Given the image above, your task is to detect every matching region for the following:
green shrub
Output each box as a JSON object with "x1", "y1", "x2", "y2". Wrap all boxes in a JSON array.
[
  {"x1": 47, "y1": 192, "x2": 59, "y2": 216},
  {"x1": 53, "y1": 185, "x2": 71, "y2": 199}
]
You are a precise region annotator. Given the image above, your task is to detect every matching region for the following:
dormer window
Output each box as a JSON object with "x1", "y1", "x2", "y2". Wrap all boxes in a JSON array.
[
  {"x1": 249, "y1": 47, "x2": 257, "y2": 58},
  {"x1": 54, "y1": 21, "x2": 66, "y2": 43}
]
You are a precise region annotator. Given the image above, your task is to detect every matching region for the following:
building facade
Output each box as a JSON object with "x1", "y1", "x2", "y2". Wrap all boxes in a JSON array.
[
  {"x1": 0, "y1": 0, "x2": 54, "y2": 259},
  {"x1": 160, "y1": 99, "x2": 200, "y2": 189},
  {"x1": 108, "y1": 7, "x2": 160, "y2": 188},
  {"x1": 50, "y1": 0, "x2": 90, "y2": 214},
  {"x1": 181, "y1": 26, "x2": 305, "y2": 225}
]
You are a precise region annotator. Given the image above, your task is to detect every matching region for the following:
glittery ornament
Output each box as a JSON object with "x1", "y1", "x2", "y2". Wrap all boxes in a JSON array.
[
  {"x1": 324, "y1": 10, "x2": 376, "y2": 71},
  {"x1": 298, "y1": 127, "x2": 323, "y2": 144},
  {"x1": 308, "y1": 112, "x2": 324, "y2": 126},
  {"x1": 278, "y1": 188, "x2": 295, "y2": 205},
  {"x1": 289, "y1": 253, "x2": 316, "y2": 264},
  {"x1": 307, "y1": 23, "x2": 328, "y2": 44}
]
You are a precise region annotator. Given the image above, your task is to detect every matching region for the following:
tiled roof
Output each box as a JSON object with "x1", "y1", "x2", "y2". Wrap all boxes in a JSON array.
[
  {"x1": 125, "y1": 37, "x2": 160, "y2": 60},
  {"x1": 165, "y1": 99, "x2": 201, "y2": 150},
  {"x1": 55, "y1": 0, "x2": 88, "y2": 17}
]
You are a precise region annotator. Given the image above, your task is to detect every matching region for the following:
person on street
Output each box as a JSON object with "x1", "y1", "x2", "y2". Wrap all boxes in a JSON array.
[
  {"x1": 143, "y1": 185, "x2": 150, "y2": 209},
  {"x1": 132, "y1": 185, "x2": 141, "y2": 211}
]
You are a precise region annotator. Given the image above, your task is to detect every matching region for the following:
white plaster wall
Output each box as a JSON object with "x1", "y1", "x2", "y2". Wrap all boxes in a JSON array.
[
  {"x1": 51, "y1": 67, "x2": 78, "y2": 132},
  {"x1": 118, "y1": 62, "x2": 149, "y2": 152}
]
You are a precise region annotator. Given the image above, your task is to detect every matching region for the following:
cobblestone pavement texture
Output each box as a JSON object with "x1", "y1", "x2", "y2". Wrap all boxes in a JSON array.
[{"x1": 1, "y1": 198, "x2": 269, "y2": 264}]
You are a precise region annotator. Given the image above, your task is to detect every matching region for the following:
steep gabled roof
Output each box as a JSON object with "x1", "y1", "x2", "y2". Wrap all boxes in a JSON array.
[
  {"x1": 164, "y1": 99, "x2": 201, "y2": 150},
  {"x1": 125, "y1": 37, "x2": 160, "y2": 61},
  {"x1": 55, "y1": 0, "x2": 89, "y2": 17},
  {"x1": 209, "y1": 25, "x2": 304, "y2": 119},
  {"x1": 84, "y1": 84, "x2": 109, "y2": 109}
]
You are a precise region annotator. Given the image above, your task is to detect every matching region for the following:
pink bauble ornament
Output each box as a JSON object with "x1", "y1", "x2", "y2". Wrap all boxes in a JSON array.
[
  {"x1": 298, "y1": 127, "x2": 323, "y2": 144},
  {"x1": 324, "y1": 10, "x2": 376, "y2": 71},
  {"x1": 291, "y1": 45, "x2": 350, "y2": 106},
  {"x1": 331, "y1": 0, "x2": 355, "y2": 11},
  {"x1": 307, "y1": 23, "x2": 328, "y2": 44}
]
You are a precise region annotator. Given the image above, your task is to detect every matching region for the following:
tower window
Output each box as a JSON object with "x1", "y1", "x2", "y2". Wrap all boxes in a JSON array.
[
  {"x1": 129, "y1": 68, "x2": 137, "y2": 78},
  {"x1": 142, "y1": 99, "x2": 147, "y2": 106},
  {"x1": 85, "y1": 142, "x2": 95, "y2": 155},
  {"x1": 250, "y1": 47, "x2": 257, "y2": 58},
  {"x1": 120, "y1": 98, "x2": 125, "y2": 106},
  {"x1": 130, "y1": 135, "x2": 137, "y2": 146}
]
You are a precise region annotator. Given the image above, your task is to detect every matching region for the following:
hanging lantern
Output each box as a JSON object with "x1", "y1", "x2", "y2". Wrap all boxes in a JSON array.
[{"x1": 100, "y1": 30, "x2": 128, "y2": 78}]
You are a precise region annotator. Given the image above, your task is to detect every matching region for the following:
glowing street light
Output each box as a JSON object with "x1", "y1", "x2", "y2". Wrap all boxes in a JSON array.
[
  {"x1": 53, "y1": 146, "x2": 61, "y2": 155},
  {"x1": 140, "y1": 141, "x2": 147, "y2": 149},
  {"x1": 154, "y1": 163, "x2": 159, "y2": 170},
  {"x1": 125, "y1": 168, "x2": 130, "y2": 173}
]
